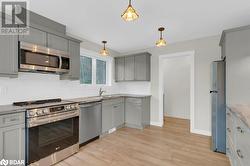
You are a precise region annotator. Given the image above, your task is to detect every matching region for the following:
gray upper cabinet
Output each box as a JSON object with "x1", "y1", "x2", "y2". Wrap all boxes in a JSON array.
[
  {"x1": 0, "y1": 112, "x2": 25, "y2": 162},
  {"x1": 124, "y1": 56, "x2": 135, "y2": 81},
  {"x1": 19, "y1": 27, "x2": 47, "y2": 46},
  {"x1": 47, "y1": 33, "x2": 68, "y2": 52},
  {"x1": 0, "y1": 35, "x2": 18, "y2": 78},
  {"x1": 135, "y1": 53, "x2": 151, "y2": 81},
  {"x1": 115, "y1": 52, "x2": 151, "y2": 82},
  {"x1": 115, "y1": 57, "x2": 125, "y2": 81},
  {"x1": 60, "y1": 40, "x2": 81, "y2": 80}
]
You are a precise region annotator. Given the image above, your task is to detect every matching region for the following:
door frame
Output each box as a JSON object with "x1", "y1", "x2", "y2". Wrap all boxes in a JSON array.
[{"x1": 158, "y1": 51, "x2": 195, "y2": 133}]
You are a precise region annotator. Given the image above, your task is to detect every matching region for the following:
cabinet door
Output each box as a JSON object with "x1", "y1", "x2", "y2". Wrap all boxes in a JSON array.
[
  {"x1": 0, "y1": 35, "x2": 18, "y2": 78},
  {"x1": 69, "y1": 41, "x2": 80, "y2": 79},
  {"x1": 124, "y1": 56, "x2": 135, "y2": 81},
  {"x1": 135, "y1": 54, "x2": 150, "y2": 81},
  {"x1": 125, "y1": 98, "x2": 142, "y2": 127},
  {"x1": 0, "y1": 124, "x2": 25, "y2": 161},
  {"x1": 47, "y1": 33, "x2": 68, "y2": 52},
  {"x1": 115, "y1": 57, "x2": 125, "y2": 81},
  {"x1": 19, "y1": 27, "x2": 46, "y2": 46},
  {"x1": 102, "y1": 104, "x2": 113, "y2": 133},
  {"x1": 113, "y1": 103, "x2": 125, "y2": 127}
]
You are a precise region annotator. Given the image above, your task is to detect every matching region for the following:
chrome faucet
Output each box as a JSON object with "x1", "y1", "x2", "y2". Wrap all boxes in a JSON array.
[{"x1": 99, "y1": 88, "x2": 106, "y2": 96}]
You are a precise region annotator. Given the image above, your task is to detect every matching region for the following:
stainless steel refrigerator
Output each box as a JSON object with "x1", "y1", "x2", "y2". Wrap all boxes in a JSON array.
[{"x1": 211, "y1": 60, "x2": 226, "y2": 153}]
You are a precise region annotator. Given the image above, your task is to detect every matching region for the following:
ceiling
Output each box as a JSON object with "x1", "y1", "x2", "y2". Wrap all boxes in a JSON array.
[{"x1": 29, "y1": 0, "x2": 250, "y2": 53}]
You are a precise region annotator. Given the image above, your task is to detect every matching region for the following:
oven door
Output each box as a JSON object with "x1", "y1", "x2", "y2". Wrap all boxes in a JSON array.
[{"x1": 27, "y1": 117, "x2": 79, "y2": 164}]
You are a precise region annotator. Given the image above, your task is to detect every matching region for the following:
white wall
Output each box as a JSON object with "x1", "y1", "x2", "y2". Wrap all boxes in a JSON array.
[
  {"x1": 123, "y1": 35, "x2": 221, "y2": 136},
  {"x1": 163, "y1": 56, "x2": 190, "y2": 119}
]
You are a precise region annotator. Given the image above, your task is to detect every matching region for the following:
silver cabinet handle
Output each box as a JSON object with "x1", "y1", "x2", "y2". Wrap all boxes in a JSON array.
[
  {"x1": 237, "y1": 126, "x2": 244, "y2": 133},
  {"x1": 237, "y1": 149, "x2": 244, "y2": 158}
]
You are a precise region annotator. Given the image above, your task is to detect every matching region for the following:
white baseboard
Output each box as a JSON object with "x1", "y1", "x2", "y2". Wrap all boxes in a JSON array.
[
  {"x1": 150, "y1": 121, "x2": 163, "y2": 127},
  {"x1": 191, "y1": 128, "x2": 211, "y2": 136}
]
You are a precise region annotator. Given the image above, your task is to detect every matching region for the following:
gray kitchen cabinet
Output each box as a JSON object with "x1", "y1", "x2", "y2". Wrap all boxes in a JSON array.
[
  {"x1": 0, "y1": 112, "x2": 25, "y2": 162},
  {"x1": 124, "y1": 56, "x2": 135, "y2": 81},
  {"x1": 134, "y1": 53, "x2": 151, "y2": 81},
  {"x1": 115, "y1": 52, "x2": 151, "y2": 82},
  {"x1": 0, "y1": 35, "x2": 18, "y2": 78},
  {"x1": 115, "y1": 57, "x2": 125, "y2": 81},
  {"x1": 19, "y1": 27, "x2": 47, "y2": 46},
  {"x1": 125, "y1": 97, "x2": 150, "y2": 129},
  {"x1": 102, "y1": 102, "x2": 114, "y2": 133},
  {"x1": 102, "y1": 98, "x2": 125, "y2": 133},
  {"x1": 113, "y1": 102, "x2": 125, "y2": 127},
  {"x1": 60, "y1": 40, "x2": 81, "y2": 80},
  {"x1": 226, "y1": 108, "x2": 250, "y2": 166},
  {"x1": 47, "y1": 33, "x2": 68, "y2": 52}
]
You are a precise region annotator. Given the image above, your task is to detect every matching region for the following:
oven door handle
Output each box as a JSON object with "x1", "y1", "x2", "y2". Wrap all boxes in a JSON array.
[{"x1": 27, "y1": 110, "x2": 79, "y2": 128}]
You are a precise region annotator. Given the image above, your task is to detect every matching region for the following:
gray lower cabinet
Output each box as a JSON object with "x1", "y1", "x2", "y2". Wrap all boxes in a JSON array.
[
  {"x1": 0, "y1": 35, "x2": 18, "y2": 78},
  {"x1": 102, "y1": 98, "x2": 125, "y2": 133},
  {"x1": 0, "y1": 112, "x2": 25, "y2": 162},
  {"x1": 115, "y1": 57, "x2": 125, "y2": 81},
  {"x1": 102, "y1": 102, "x2": 114, "y2": 133},
  {"x1": 125, "y1": 97, "x2": 150, "y2": 129},
  {"x1": 115, "y1": 52, "x2": 151, "y2": 82},
  {"x1": 60, "y1": 40, "x2": 80, "y2": 80},
  {"x1": 47, "y1": 33, "x2": 68, "y2": 52},
  {"x1": 19, "y1": 27, "x2": 47, "y2": 46},
  {"x1": 226, "y1": 108, "x2": 250, "y2": 166}
]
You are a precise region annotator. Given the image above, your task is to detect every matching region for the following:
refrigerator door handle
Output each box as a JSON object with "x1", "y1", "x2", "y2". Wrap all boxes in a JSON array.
[{"x1": 210, "y1": 90, "x2": 218, "y2": 93}]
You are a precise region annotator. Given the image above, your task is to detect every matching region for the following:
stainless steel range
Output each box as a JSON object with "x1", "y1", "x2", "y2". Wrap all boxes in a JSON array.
[{"x1": 14, "y1": 99, "x2": 80, "y2": 166}]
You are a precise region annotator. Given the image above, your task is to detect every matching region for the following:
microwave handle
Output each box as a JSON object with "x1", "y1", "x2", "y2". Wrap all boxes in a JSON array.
[{"x1": 59, "y1": 56, "x2": 63, "y2": 69}]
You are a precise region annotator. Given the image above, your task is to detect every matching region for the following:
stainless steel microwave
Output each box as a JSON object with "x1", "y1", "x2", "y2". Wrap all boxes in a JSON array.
[{"x1": 19, "y1": 42, "x2": 70, "y2": 74}]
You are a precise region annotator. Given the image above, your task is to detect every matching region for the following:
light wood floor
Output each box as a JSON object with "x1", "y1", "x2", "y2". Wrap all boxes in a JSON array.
[{"x1": 56, "y1": 117, "x2": 230, "y2": 166}]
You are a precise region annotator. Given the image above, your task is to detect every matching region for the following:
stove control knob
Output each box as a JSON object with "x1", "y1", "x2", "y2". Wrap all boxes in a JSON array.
[
  {"x1": 65, "y1": 105, "x2": 71, "y2": 111},
  {"x1": 29, "y1": 111, "x2": 36, "y2": 117},
  {"x1": 70, "y1": 105, "x2": 75, "y2": 110},
  {"x1": 36, "y1": 109, "x2": 44, "y2": 116},
  {"x1": 42, "y1": 108, "x2": 49, "y2": 114}
]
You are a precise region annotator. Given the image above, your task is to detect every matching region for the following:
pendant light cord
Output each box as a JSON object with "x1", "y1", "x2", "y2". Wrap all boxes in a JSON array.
[{"x1": 129, "y1": 0, "x2": 131, "y2": 6}]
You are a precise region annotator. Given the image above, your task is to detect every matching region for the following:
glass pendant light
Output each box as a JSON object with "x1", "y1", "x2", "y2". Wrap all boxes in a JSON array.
[
  {"x1": 156, "y1": 27, "x2": 167, "y2": 47},
  {"x1": 121, "y1": 0, "x2": 139, "y2": 21},
  {"x1": 100, "y1": 41, "x2": 109, "y2": 56}
]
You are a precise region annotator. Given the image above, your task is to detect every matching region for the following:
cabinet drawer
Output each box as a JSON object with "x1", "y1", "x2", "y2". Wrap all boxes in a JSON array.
[
  {"x1": 0, "y1": 112, "x2": 25, "y2": 128},
  {"x1": 102, "y1": 98, "x2": 124, "y2": 106},
  {"x1": 125, "y1": 98, "x2": 142, "y2": 105},
  {"x1": 236, "y1": 119, "x2": 250, "y2": 166}
]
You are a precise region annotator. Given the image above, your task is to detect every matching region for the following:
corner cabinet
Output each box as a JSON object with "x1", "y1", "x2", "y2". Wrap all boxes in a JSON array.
[
  {"x1": 102, "y1": 98, "x2": 125, "y2": 133},
  {"x1": 115, "y1": 52, "x2": 151, "y2": 82},
  {"x1": 125, "y1": 97, "x2": 150, "y2": 129},
  {"x1": 0, "y1": 35, "x2": 18, "y2": 78},
  {"x1": 60, "y1": 40, "x2": 81, "y2": 80},
  {"x1": 0, "y1": 112, "x2": 25, "y2": 162},
  {"x1": 226, "y1": 108, "x2": 250, "y2": 166}
]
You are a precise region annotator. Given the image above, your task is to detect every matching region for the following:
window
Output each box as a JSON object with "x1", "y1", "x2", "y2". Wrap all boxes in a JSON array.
[
  {"x1": 80, "y1": 51, "x2": 111, "y2": 86},
  {"x1": 80, "y1": 56, "x2": 92, "y2": 84},
  {"x1": 96, "y1": 60, "x2": 106, "y2": 84}
]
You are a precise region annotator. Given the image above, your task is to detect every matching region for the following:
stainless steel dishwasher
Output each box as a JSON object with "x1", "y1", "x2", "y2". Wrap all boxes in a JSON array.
[{"x1": 79, "y1": 101, "x2": 102, "y2": 146}]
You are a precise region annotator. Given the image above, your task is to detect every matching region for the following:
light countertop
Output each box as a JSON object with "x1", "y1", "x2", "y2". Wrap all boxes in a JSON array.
[
  {"x1": 0, "y1": 94, "x2": 151, "y2": 115},
  {"x1": 228, "y1": 104, "x2": 250, "y2": 128}
]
